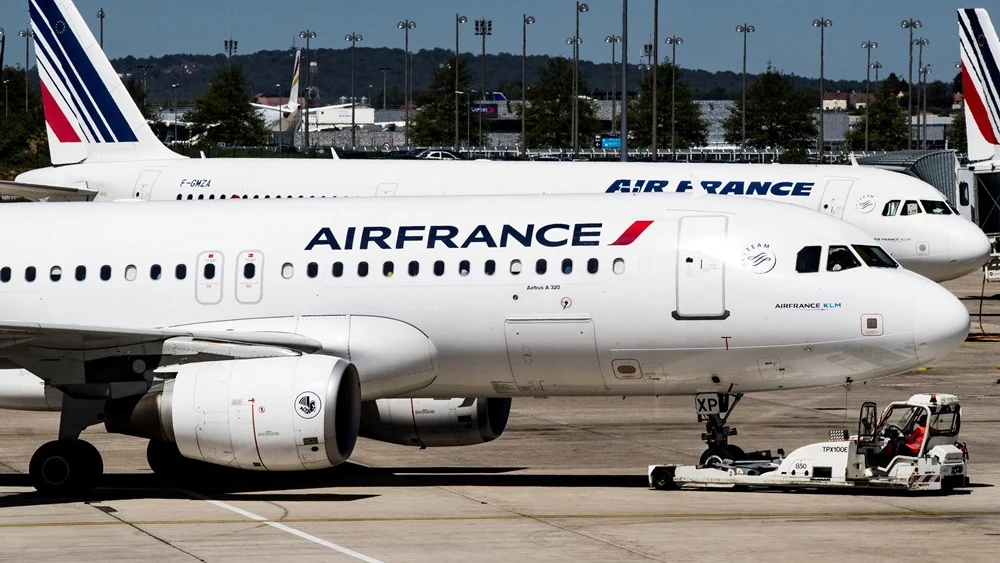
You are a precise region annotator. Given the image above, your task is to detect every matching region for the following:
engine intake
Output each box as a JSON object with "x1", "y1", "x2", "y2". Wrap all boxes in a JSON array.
[
  {"x1": 359, "y1": 398, "x2": 511, "y2": 447},
  {"x1": 106, "y1": 355, "x2": 360, "y2": 471}
]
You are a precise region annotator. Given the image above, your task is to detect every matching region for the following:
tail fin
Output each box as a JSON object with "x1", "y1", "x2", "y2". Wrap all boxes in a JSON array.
[
  {"x1": 286, "y1": 50, "x2": 301, "y2": 111},
  {"x1": 30, "y1": 0, "x2": 181, "y2": 164},
  {"x1": 959, "y1": 8, "x2": 1000, "y2": 162}
]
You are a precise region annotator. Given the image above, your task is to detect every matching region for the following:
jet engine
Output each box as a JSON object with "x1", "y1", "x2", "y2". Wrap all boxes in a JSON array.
[
  {"x1": 359, "y1": 398, "x2": 511, "y2": 447},
  {"x1": 106, "y1": 355, "x2": 360, "y2": 471}
]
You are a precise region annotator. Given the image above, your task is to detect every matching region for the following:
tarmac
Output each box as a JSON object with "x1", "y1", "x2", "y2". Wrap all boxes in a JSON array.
[{"x1": 1, "y1": 270, "x2": 999, "y2": 562}]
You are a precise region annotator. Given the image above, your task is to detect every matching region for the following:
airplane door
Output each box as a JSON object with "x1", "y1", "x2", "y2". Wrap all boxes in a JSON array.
[
  {"x1": 819, "y1": 179, "x2": 853, "y2": 218},
  {"x1": 674, "y1": 216, "x2": 729, "y2": 320},
  {"x1": 505, "y1": 318, "x2": 607, "y2": 393},
  {"x1": 376, "y1": 183, "x2": 397, "y2": 196},
  {"x1": 235, "y1": 251, "x2": 263, "y2": 304},
  {"x1": 196, "y1": 251, "x2": 224, "y2": 305},
  {"x1": 133, "y1": 170, "x2": 160, "y2": 200}
]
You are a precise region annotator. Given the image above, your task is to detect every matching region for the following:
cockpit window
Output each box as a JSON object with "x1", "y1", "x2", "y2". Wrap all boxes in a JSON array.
[
  {"x1": 827, "y1": 245, "x2": 862, "y2": 272},
  {"x1": 796, "y1": 246, "x2": 822, "y2": 273},
  {"x1": 900, "y1": 200, "x2": 922, "y2": 216},
  {"x1": 947, "y1": 202, "x2": 961, "y2": 215},
  {"x1": 882, "y1": 200, "x2": 900, "y2": 216},
  {"x1": 920, "y1": 200, "x2": 952, "y2": 215},
  {"x1": 852, "y1": 245, "x2": 899, "y2": 268}
]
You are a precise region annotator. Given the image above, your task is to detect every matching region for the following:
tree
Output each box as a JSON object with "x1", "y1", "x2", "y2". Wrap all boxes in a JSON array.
[
  {"x1": 844, "y1": 80, "x2": 908, "y2": 151},
  {"x1": 947, "y1": 107, "x2": 968, "y2": 153},
  {"x1": 123, "y1": 75, "x2": 160, "y2": 122},
  {"x1": 0, "y1": 67, "x2": 48, "y2": 177},
  {"x1": 185, "y1": 65, "x2": 270, "y2": 147},
  {"x1": 627, "y1": 61, "x2": 707, "y2": 149},
  {"x1": 722, "y1": 65, "x2": 817, "y2": 150},
  {"x1": 522, "y1": 57, "x2": 599, "y2": 149},
  {"x1": 411, "y1": 55, "x2": 476, "y2": 147}
]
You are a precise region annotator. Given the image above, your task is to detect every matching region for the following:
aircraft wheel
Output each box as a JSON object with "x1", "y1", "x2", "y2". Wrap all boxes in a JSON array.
[
  {"x1": 29, "y1": 440, "x2": 102, "y2": 495},
  {"x1": 700, "y1": 447, "x2": 729, "y2": 468},
  {"x1": 724, "y1": 444, "x2": 747, "y2": 461}
]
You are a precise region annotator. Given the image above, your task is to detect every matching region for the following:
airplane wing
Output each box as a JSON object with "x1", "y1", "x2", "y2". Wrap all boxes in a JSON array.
[{"x1": 0, "y1": 180, "x2": 99, "y2": 202}]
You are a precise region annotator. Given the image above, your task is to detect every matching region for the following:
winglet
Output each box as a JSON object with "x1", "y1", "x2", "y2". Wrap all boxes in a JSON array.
[{"x1": 30, "y1": 0, "x2": 183, "y2": 165}]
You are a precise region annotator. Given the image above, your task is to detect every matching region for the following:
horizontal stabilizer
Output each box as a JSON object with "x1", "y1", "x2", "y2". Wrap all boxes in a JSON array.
[{"x1": 0, "y1": 180, "x2": 98, "y2": 202}]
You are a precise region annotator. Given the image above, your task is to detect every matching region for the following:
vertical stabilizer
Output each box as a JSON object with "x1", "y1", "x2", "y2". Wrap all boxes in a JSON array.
[
  {"x1": 286, "y1": 50, "x2": 301, "y2": 112},
  {"x1": 30, "y1": 0, "x2": 183, "y2": 164},
  {"x1": 959, "y1": 8, "x2": 1000, "y2": 162}
]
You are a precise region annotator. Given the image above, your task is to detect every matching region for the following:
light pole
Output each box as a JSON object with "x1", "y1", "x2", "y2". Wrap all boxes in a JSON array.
[
  {"x1": 573, "y1": 2, "x2": 589, "y2": 157},
  {"x1": 567, "y1": 36, "x2": 582, "y2": 151},
  {"x1": 474, "y1": 19, "x2": 492, "y2": 148},
  {"x1": 665, "y1": 36, "x2": 682, "y2": 153},
  {"x1": 872, "y1": 61, "x2": 882, "y2": 92},
  {"x1": 345, "y1": 32, "x2": 363, "y2": 150},
  {"x1": 861, "y1": 40, "x2": 878, "y2": 152},
  {"x1": 605, "y1": 34, "x2": 621, "y2": 134},
  {"x1": 97, "y1": 8, "x2": 105, "y2": 49},
  {"x1": 136, "y1": 63, "x2": 152, "y2": 93},
  {"x1": 396, "y1": 20, "x2": 416, "y2": 147},
  {"x1": 456, "y1": 90, "x2": 476, "y2": 146},
  {"x1": 276, "y1": 83, "x2": 282, "y2": 151},
  {"x1": 812, "y1": 18, "x2": 832, "y2": 162},
  {"x1": 299, "y1": 30, "x2": 317, "y2": 151},
  {"x1": 621, "y1": 0, "x2": 628, "y2": 163},
  {"x1": 3, "y1": 80, "x2": 9, "y2": 120},
  {"x1": 224, "y1": 38, "x2": 238, "y2": 63},
  {"x1": 913, "y1": 37, "x2": 929, "y2": 149},
  {"x1": 901, "y1": 18, "x2": 922, "y2": 149},
  {"x1": 651, "y1": 0, "x2": 659, "y2": 160},
  {"x1": 455, "y1": 14, "x2": 467, "y2": 151},
  {"x1": 1, "y1": 28, "x2": 5, "y2": 78},
  {"x1": 736, "y1": 23, "x2": 755, "y2": 151},
  {"x1": 522, "y1": 15, "x2": 535, "y2": 156},
  {"x1": 18, "y1": 29, "x2": 32, "y2": 112},
  {"x1": 920, "y1": 64, "x2": 931, "y2": 149},
  {"x1": 171, "y1": 83, "x2": 179, "y2": 144},
  {"x1": 379, "y1": 67, "x2": 390, "y2": 110}
]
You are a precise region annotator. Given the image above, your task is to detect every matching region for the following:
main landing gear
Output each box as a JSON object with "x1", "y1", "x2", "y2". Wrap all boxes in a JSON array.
[
  {"x1": 28, "y1": 397, "x2": 105, "y2": 495},
  {"x1": 695, "y1": 391, "x2": 747, "y2": 467}
]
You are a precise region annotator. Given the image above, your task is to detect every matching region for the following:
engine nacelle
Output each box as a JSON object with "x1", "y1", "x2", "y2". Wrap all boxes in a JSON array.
[
  {"x1": 106, "y1": 355, "x2": 360, "y2": 471},
  {"x1": 359, "y1": 398, "x2": 511, "y2": 447}
]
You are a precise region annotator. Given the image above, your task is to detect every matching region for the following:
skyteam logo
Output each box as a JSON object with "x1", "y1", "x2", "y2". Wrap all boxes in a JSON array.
[
  {"x1": 855, "y1": 194, "x2": 876, "y2": 214},
  {"x1": 742, "y1": 242, "x2": 775, "y2": 274},
  {"x1": 31, "y1": 0, "x2": 138, "y2": 144},
  {"x1": 606, "y1": 179, "x2": 814, "y2": 196},
  {"x1": 305, "y1": 221, "x2": 653, "y2": 250}
]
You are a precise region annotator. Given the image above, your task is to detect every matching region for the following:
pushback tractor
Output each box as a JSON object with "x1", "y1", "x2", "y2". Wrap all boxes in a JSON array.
[{"x1": 649, "y1": 393, "x2": 970, "y2": 493}]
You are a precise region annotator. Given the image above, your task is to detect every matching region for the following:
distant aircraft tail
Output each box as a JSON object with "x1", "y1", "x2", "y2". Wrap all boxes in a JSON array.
[
  {"x1": 286, "y1": 50, "x2": 301, "y2": 111},
  {"x1": 30, "y1": 0, "x2": 182, "y2": 165},
  {"x1": 959, "y1": 8, "x2": 1000, "y2": 162}
]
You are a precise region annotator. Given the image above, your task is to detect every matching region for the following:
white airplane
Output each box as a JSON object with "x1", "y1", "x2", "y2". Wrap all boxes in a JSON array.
[
  {"x1": 0, "y1": 193, "x2": 970, "y2": 494},
  {"x1": 5, "y1": 0, "x2": 990, "y2": 283},
  {"x1": 251, "y1": 49, "x2": 302, "y2": 133}
]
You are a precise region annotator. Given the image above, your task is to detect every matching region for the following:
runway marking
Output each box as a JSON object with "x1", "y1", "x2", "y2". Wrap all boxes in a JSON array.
[
  {"x1": 181, "y1": 490, "x2": 384, "y2": 563},
  {"x1": 1, "y1": 509, "x2": 997, "y2": 529}
]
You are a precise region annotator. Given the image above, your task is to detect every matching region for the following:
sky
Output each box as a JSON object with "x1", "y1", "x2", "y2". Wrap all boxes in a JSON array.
[{"x1": 1, "y1": 0, "x2": 996, "y2": 82}]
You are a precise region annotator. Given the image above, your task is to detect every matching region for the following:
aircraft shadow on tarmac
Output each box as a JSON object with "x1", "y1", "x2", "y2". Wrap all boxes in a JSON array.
[{"x1": 0, "y1": 462, "x2": 648, "y2": 507}]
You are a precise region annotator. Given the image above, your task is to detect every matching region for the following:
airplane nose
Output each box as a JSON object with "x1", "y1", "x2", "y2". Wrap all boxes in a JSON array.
[
  {"x1": 912, "y1": 281, "x2": 969, "y2": 365},
  {"x1": 949, "y1": 223, "x2": 992, "y2": 276}
]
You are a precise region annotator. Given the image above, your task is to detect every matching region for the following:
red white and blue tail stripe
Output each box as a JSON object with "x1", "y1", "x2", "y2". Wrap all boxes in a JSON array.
[
  {"x1": 959, "y1": 8, "x2": 1000, "y2": 162},
  {"x1": 30, "y1": 0, "x2": 182, "y2": 164}
]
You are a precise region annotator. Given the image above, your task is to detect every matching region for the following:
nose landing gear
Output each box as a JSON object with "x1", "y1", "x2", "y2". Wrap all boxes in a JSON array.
[{"x1": 696, "y1": 391, "x2": 746, "y2": 467}]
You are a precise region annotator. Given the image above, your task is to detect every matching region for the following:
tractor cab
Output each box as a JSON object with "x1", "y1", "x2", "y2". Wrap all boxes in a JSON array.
[{"x1": 858, "y1": 393, "x2": 965, "y2": 473}]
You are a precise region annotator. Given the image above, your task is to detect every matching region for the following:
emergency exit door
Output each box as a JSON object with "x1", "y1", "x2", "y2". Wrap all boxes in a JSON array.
[
  {"x1": 674, "y1": 216, "x2": 729, "y2": 320},
  {"x1": 820, "y1": 179, "x2": 853, "y2": 217},
  {"x1": 134, "y1": 170, "x2": 160, "y2": 200}
]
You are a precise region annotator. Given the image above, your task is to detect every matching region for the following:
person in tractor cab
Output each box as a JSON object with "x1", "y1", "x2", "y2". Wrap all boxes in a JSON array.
[{"x1": 901, "y1": 413, "x2": 929, "y2": 456}]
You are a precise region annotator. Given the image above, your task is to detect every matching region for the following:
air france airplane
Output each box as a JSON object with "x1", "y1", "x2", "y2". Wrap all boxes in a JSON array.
[
  {"x1": 4, "y1": 0, "x2": 991, "y2": 283},
  {"x1": 0, "y1": 193, "x2": 970, "y2": 494}
]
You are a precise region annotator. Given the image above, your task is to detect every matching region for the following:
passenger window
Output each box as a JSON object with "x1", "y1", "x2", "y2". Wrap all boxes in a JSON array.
[
  {"x1": 408, "y1": 261, "x2": 419, "y2": 276},
  {"x1": 826, "y1": 246, "x2": 862, "y2": 272},
  {"x1": 150, "y1": 264, "x2": 162, "y2": 280},
  {"x1": 50, "y1": 266, "x2": 62, "y2": 282},
  {"x1": 795, "y1": 246, "x2": 822, "y2": 273},
  {"x1": 358, "y1": 261, "x2": 369, "y2": 277},
  {"x1": 197, "y1": 194, "x2": 204, "y2": 200},
  {"x1": 587, "y1": 258, "x2": 599, "y2": 274},
  {"x1": 882, "y1": 200, "x2": 900, "y2": 216},
  {"x1": 100, "y1": 265, "x2": 111, "y2": 281},
  {"x1": 175, "y1": 264, "x2": 187, "y2": 279},
  {"x1": 282, "y1": 263, "x2": 294, "y2": 279},
  {"x1": 901, "y1": 200, "x2": 922, "y2": 216},
  {"x1": 383, "y1": 261, "x2": 394, "y2": 277},
  {"x1": 536, "y1": 259, "x2": 547, "y2": 274},
  {"x1": 852, "y1": 245, "x2": 899, "y2": 268},
  {"x1": 243, "y1": 263, "x2": 256, "y2": 279},
  {"x1": 176, "y1": 194, "x2": 182, "y2": 200},
  {"x1": 125, "y1": 265, "x2": 138, "y2": 281},
  {"x1": 459, "y1": 260, "x2": 470, "y2": 276},
  {"x1": 920, "y1": 200, "x2": 951, "y2": 215},
  {"x1": 510, "y1": 259, "x2": 522, "y2": 275},
  {"x1": 562, "y1": 259, "x2": 573, "y2": 274},
  {"x1": 0, "y1": 267, "x2": 10, "y2": 283},
  {"x1": 209, "y1": 194, "x2": 215, "y2": 200},
  {"x1": 484, "y1": 260, "x2": 496, "y2": 275},
  {"x1": 202, "y1": 263, "x2": 215, "y2": 280},
  {"x1": 333, "y1": 262, "x2": 344, "y2": 277},
  {"x1": 74, "y1": 266, "x2": 86, "y2": 281},
  {"x1": 612, "y1": 258, "x2": 625, "y2": 274},
  {"x1": 186, "y1": 194, "x2": 193, "y2": 200},
  {"x1": 25, "y1": 267, "x2": 36, "y2": 282},
  {"x1": 307, "y1": 262, "x2": 318, "y2": 278},
  {"x1": 434, "y1": 260, "x2": 445, "y2": 276}
]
